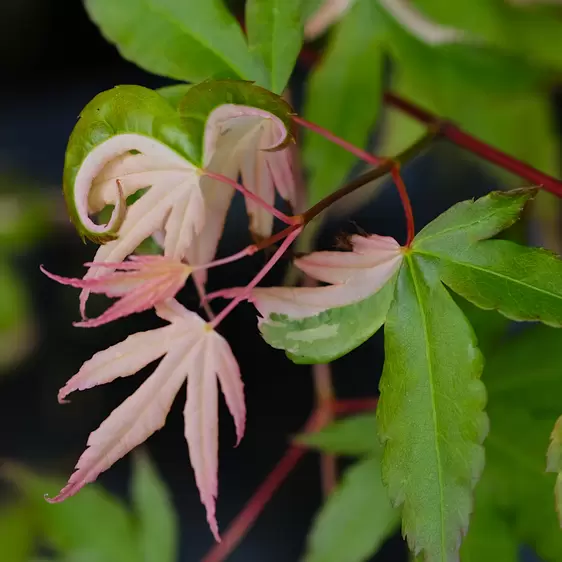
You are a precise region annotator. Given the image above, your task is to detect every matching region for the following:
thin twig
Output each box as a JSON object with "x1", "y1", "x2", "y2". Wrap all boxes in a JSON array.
[{"x1": 383, "y1": 92, "x2": 562, "y2": 197}]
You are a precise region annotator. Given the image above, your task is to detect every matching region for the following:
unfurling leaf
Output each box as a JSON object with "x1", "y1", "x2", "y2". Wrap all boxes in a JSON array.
[
  {"x1": 132, "y1": 451, "x2": 178, "y2": 562},
  {"x1": 296, "y1": 414, "x2": 380, "y2": 457},
  {"x1": 305, "y1": 458, "x2": 400, "y2": 562},
  {"x1": 64, "y1": 81, "x2": 295, "y2": 296},
  {"x1": 246, "y1": 0, "x2": 304, "y2": 93},
  {"x1": 84, "y1": 0, "x2": 268, "y2": 85},
  {"x1": 377, "y1": 257, "x2": 487, "y2": 561}
]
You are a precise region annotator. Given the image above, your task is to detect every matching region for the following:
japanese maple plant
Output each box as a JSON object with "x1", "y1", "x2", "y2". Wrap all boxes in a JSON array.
[{"x1": 40, "y1": 1, "x2": 562, "y2": 561}]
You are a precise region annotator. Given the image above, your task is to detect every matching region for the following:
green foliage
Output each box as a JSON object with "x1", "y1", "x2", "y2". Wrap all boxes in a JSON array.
[
  {"x1": 426, "y1": 241, "x2": 562, "y2": 327},
  {"x1": 6, "y1": 466, "x2": 138, "y2": 562},
  {"x1": 410, "y1": 0, "x2": 562, "y2": 70},
  {"x1": 461, "y1": 325, "x2": 562, "y2": 562},
  {"x1": 296, "y1": 414, "x2": 380, "y2": 457},
  {"x1": 156, "y1": 84, "x2": 193, "y2": 108},
  {"x1": 260, "y1": 274, "x2": 396, "y2": 364},
  {"x1": 413, "y1": 188, "x2": 536, "y2": 250},
  {"x1": 246, "y1": 0, "x2": 303, "y2": 93},
  {"x1": 84, "y1": 0, "x2": 268, "y2": 85},
  {"x1": 302, "y1": 0, "x2": 385, "y2": 205},
  {"x1": 304, "y1": 458, "x2": 400, "y2": 562},
  {"x1": 0, "y1": 263, "x2": 33, "y2": 371},
  {"x1": 377, "y1": 3, "x2": 558, "y2": 176},
  {"x1": 132, "y1": 451, "x2": 179, "y2": 562},
  {"x1": 3, "y1": 455, "x2": 177, "y2": 562},
  {"x1": 377, "y1": 257, "x2": 487, "y2": 561},
  {"x1": 0, "y1": 503, "x2": 34, "y2": 562},
  {"x1": 262, "y1": 189, "x2": 562, "y2": 559}
]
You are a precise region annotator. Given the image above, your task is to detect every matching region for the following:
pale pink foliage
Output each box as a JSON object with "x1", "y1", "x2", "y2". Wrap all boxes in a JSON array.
[
  {"x1": 212, "y1": 235, "x2": 403, "y2": 319},
  {"x1": 46, "y1": 299, "x2": 245, "y2": 541},
  {"x1": 41, "y1": 255, "x2": 191, "y2": 327},
  {"x1": 80, "y1": 107, "x2": 296, "y2": 301}
]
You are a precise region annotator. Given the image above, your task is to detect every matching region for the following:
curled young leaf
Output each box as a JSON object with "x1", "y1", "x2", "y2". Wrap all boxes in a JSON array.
[
  {"x1": 63, "y1": 85, "x2": 200, "y2": 244},
  {"x1": 179, "y1": 80, "x2": 297, "y2": 242},
  {"x1": 64, "y1": 81, "x2": 298, "y2": 311}
]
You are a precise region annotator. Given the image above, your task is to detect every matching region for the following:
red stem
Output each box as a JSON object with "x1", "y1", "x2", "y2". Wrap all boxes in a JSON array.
[
  {"x1": 202, "y1": 170, "x2": 301, "y2": 226},
  {"x1": 202, "y1": 411, "x2": 324, "y2": 562},
  {"x1": 210, "y1": 227, "x2": 303, "y2": 328},
  {"x1": 297, "y1": 46, "x2": 562, "y2": 197},
  {"x1": 292, "y1": 115, "x2": 385, "y2": 166},
  {"x1": 202, "y1": 398, "x2": 379, "y2": 562},
  {"x1": 391, "y1": 168, "x2": 415, "y2": 246},
  {"x1": 333, "y1": 398, "x2": 379, "y2": 415},
  {"x1": 293, "y1": 114, "x2": 415, "y2": 245},
  {"x1": 383, "y1": 93, "x2": 562, "y2": 197}
]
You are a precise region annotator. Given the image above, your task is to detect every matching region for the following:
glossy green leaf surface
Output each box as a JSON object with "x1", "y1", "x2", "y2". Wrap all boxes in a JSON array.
[
  {"x1": 246, "y1": 0, "x2": 303, "y2": 93},
  {"x1": 260, "y1": 272, "x2": 397, "y2": 364},
  {"x1": 63, "y1": 85, "x2": 198, "y2": 240},
  {"x1": 304, "y1": 458, "x2": 400, "y2": 562},
  {"x1": 132, "y1": 452, "x2": 178, "y2": 562},
  {"x1": 85, "y1": 0, "x2": 267, "y2": 84},
  {"x1": 377, "y1": 257, "x2": 487, "y2": 561},
  {"x1": 411, "y1": 188, "x2": 562, "y2": 327},
  {"x1": 302, "y1": 0, "x2": 385, "y2": 205},
  {"x1": 296, "y1": 414, "x2": 380, "y2": 457},
  {"x1": 156, "y1": 84, "x2": 193, "y2": 108}
]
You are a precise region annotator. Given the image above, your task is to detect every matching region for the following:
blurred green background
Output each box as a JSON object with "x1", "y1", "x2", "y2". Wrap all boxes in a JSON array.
[{"x1": 0, "y1": 1, "x2": 562, "y2": 561}]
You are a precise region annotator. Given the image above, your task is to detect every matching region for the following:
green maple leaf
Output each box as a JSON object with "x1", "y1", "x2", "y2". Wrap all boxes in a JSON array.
[
  {"x1": 261, "y1": 187, "x2": 562, "y2": 560},
  {"x1": 377, "y1": 255, "x2": 487, "y2": 561},
  {"x1": 300, "y1": 415, "x2": 400, "y2": 562}
]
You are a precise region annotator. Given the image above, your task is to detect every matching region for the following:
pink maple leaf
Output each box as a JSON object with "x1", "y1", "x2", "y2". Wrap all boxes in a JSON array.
[
  {"x1": 211, "y1": 234, "x2": 404, "y2": 319},
  {"x1": 46, "y1": 299, "x2": 245, "y2": 542},
  {"x1": 41, "y1": 255, "x2": 191, "y2": 326}
]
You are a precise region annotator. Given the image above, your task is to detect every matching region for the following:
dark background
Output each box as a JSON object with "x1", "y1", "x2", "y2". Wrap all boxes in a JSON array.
[{"x1": 0, "y1": 1, "x2": 556, "y2": 561}]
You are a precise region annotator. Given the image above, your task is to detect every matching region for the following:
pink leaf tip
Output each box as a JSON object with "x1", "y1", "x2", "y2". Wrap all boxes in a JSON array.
[{"x1": 42, "y1": 256, "x2": 191, "y2": 328}]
